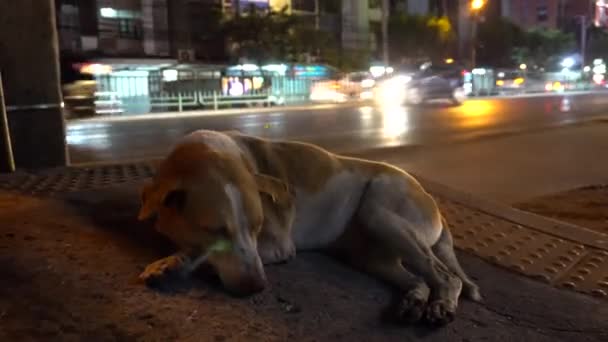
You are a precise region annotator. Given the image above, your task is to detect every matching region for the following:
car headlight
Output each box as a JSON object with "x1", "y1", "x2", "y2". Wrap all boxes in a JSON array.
[
  {"x1": 361, "y1": 79, "x2": 375, "y2": 88},
  {"x1": 375, "y1": 80, "x2": 406, "y2": 105}
]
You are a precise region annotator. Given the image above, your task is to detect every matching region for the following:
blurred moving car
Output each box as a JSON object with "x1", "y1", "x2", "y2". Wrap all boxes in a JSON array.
[
  {"x1": 374, "y1": 62, "x2": 466, "y2": 106},
  {"x1": 309, "y1": 80, "x2": 348, "y2": 103},
  {"x1": 495, "y1": 70, "x2": 526, "y2": 95},
  {"x1": 60, "y1": 55, "x2": 123, "y2": 118},
  {"x1": 309, "y1": 71, "x2": 375, "y2": 103},
  {"x1": 340, "y1": 71, "x2": 375, "y2": 99}
]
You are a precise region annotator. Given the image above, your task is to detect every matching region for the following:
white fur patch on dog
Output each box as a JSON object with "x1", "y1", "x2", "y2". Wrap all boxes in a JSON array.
[{"x1": 224, "y1": 183, "x2": 249, "y2": 236}]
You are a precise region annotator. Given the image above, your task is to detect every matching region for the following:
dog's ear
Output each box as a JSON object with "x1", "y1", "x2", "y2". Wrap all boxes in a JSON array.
[
  {"x1": 138, "y1": 180, "x2": 155, "y2": 221},
  {"x1": 138, "y1": 179, "x2": 183, "y2": 221},
  {"x1": 253, "y1": 174, "x2": 292, "y2": 207}
]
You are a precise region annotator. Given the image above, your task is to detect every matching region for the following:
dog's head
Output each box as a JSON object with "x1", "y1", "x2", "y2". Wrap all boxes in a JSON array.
[{"x1": 138, "y1": 142, "x2": 290, "y2": 295}]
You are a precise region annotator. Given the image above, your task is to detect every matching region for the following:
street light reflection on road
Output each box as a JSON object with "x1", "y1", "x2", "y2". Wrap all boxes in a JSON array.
[
  {"x1": 66, "y1": 122, "x2": 114, "y2": 151},
  {"x1": 378, "y1": 104, "x2": 410, "y2": 140},
  {"x1": 450, "y1": 99, "x2": 496, "y2": 129},
  {"x1": 66, "y1": 123, "x2": 111, "y2": 144},
  {"x1": 358, "y1": 106, "x2": 374, "y2": 122}
]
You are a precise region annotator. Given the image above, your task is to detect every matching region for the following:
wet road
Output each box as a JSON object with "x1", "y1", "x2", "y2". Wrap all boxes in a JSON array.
[{"x1": 67, "y1": 92, "x2": 608, "y2": 164}]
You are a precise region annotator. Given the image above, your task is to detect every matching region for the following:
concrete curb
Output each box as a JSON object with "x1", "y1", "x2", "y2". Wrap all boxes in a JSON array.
[
  {"x1": 479, "y1": 89, "x2": 608, "y2": 100},
  {"x1": 68, "y1": 101, "x2": 368, "y2": 124}
]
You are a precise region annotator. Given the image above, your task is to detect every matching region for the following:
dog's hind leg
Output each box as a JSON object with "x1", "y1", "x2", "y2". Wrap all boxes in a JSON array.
[
  {"x1": 432, "y1": 223, "x2": 482, "y2": 302},
  {"x1": 357, "y1": 257, "x2": 431, "y2": 324},
  {"x1": 357, "y1": 201, "x2": 463, "y2": 326},
  {"x1": 330, "y1": 224, "x2": 430, "y2": 324}
]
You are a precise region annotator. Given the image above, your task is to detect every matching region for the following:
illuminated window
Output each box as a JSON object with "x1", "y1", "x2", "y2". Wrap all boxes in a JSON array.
[{"x1": 118, "y1": 19, "x2": 142, "y2": 39}]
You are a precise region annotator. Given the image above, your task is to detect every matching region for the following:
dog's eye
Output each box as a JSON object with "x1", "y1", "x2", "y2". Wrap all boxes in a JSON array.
[{"x1": 163, "y1": 189, "x2": 187, "y2": 210}]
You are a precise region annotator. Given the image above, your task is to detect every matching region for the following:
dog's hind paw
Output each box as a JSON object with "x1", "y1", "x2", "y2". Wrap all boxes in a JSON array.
[
  {"x1": 392, "y1": 288, "x2": 429, "y2": 324},
  {"x1": 463, "y1": 282, "x2": 483, "y2": 302},
  {"x1": 424, "y1": 299, "x2": 457, "y2": 326}
]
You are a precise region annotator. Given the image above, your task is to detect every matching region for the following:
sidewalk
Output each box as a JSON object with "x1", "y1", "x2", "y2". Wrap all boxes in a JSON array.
[{"x1": 0, "y1": 162, "x2": 606, "y2": 341}]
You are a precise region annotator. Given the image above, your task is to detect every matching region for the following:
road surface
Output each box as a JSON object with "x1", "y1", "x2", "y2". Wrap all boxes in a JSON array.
[{"x1": 67, "y1": 92, "x2": 608, "y2": 164}]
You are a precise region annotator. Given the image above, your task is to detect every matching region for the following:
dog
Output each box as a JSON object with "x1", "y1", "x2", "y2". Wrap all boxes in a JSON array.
[{"x1": 137, "y1": 129, "x2": 481, "y2": 325}]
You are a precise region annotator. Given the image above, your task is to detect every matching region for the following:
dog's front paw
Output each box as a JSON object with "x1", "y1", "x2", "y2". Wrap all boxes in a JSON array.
[
  {"x1": 260, "y1": 242, "x2": 296, "y2": 264},
  {"x1": 139, "y1": 255, "x2": 186, "y2": 287},
  {"x1": 393, "y1": 287, "x2": 429, "y2": 324},
  {"x1": 424, "y1": 299, "x2": 457, "y2": 326}
]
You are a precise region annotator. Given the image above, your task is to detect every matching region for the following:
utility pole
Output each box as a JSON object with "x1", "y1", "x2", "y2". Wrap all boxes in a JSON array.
[
  {"x1": 581, "y1": 15, "x2": 587, "y2": 68},
  {"x1": 314, "y1": 0, "x2": 320, "y2": 61},
  {"x1": 470, "y1": 0, "x2": 486, "y2": 69},
  {"x1": 442, "y1": 0, "x2": 449, "y2": 16},
  {"x1": 471, "y1": 15, "x2": 478, "y2": 69},
  {"x1": 381, "y1": 0, "x2": 389, "y2": 66},
  {"x1": 314, "y1": 0, "x2": 320, "y2": 30}
]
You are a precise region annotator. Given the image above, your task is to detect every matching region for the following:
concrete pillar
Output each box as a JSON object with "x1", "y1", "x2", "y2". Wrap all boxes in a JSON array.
[
  {"x1": 0, "y1": 0, "x2": 68, "y2": 169},
  {"x1": 341, "y1": 0, "x2": 371, "y2": 51}
]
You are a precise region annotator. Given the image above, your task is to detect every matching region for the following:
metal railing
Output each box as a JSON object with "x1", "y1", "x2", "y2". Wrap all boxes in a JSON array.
[
  {"x1": 149, "y1": 90, "x2": 280, "y2": 112},
  {"x1": 73, "y1": 74, "x2": 321, "y2": 116}
]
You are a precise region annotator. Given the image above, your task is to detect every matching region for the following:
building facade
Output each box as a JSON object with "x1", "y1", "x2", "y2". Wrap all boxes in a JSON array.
[
  {"x1": 500, "y1": 0, "x2": 561, "y2": 30},
  {"x1": 56, "y1": 0, "x2": 451, "y2": 65},
  {"x1": 55, "y1": 0, "x2": 170, "y2": 57}
]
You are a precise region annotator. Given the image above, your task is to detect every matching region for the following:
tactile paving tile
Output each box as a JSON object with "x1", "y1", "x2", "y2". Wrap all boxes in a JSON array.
[
  {"x1": 0, "y1": 163, "x2": 155, "y2": 196},
  {"x1": 436, "y1": 196, "x2": 608, "y2": 300},
  {"x1": 558, "y1": 250, "x2": 608, "y2": 298},
  {"x1": 1, "y1": 162, "x2": 607, "y2": 300}
]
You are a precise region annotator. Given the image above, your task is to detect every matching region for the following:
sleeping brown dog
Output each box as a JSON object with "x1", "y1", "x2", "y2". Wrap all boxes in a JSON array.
[{"x1": 137, "y1": 130, "x2": 481, "y2": 325}]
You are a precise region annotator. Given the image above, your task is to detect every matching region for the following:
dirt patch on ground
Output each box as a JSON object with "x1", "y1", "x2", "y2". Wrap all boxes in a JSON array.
[
  {"x1": 0, "y1": 184, "x2": 606, "y2": 341},
  {"x1": 515, "y1": 185, "x2": 608, "y2": 235}
]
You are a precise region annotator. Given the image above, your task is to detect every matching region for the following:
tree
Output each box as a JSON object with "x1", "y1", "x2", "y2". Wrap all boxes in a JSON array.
[
  {"x1": 221, "y1": 5, "x2": 340, "y2": 66},
  {"x1": 512, "y1": 28, "x2": 576, "y2": 69},
  {"x1": 222, "y1": 5, "x2": 296, "y2": 64},
  {"x1": 587, "y1": 27, "x2": 608, "y2": 62},
  {"x1": 387, "y1": 14, "x2": 455, "y2": 64},
  {"x1": 194, "y1": 4, "x2": 226, "y2": 62},
  {"x1": 289, "y1": 21, "x2": 339, "y2": 64},
  {"x1": 476, "y1": 17, "x2": 524, "y2": 67}
]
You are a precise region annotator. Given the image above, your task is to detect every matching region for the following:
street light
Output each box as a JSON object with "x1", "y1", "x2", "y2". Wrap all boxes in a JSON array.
[
  {"x1": 470, "y1": 0, "x2": 486, "y2": 69},
  {"x1": 471, "y1": 0, "x2": 486, "y2": 11},
  {"x1": 561, "y1": 57, "x2": 575, "y2": 69}
]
